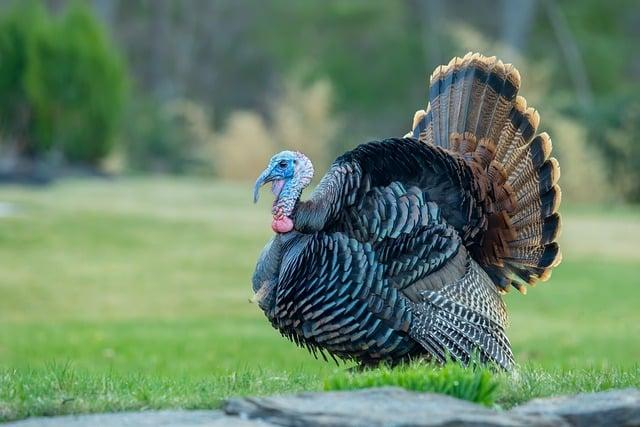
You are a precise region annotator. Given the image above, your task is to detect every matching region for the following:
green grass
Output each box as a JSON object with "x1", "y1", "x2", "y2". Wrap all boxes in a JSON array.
[
  {"x1": 0, "y1": 365, "x2": 322, "y2": 421},
  {"x1": 497, "y1": 365, "x2": 640, "y2": 409},
  {"x1": 2, "y1": 364, "x2": 638, "y2": 420},
  {"x1": 324, "y1": 362, "x2": 640, "y2": 409},
  {"x1": 325, "y1": 363, "x2": 499, "y2": 406},
  {"x1": 0, "y1": 177, "x2": 639, "y2": 421}
]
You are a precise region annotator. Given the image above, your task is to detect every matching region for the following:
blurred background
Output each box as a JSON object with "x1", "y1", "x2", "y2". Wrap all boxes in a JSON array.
[
  {"x1": 0, "y1": 0, "x2": 639, "y2": 401},
  {"x1": 0, "y1": 0, "x2": 639, "y2": 197}
]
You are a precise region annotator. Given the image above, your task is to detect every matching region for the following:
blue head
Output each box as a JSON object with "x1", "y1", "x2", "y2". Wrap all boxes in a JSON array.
[{"x1": 253, "y1": 151, "x2": 314, "y2": 233}]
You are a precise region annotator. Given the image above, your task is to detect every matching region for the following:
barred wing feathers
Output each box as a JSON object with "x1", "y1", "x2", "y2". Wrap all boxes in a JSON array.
[{"x1": 272, "y1": 185, "x2": 513, "y2": 369}]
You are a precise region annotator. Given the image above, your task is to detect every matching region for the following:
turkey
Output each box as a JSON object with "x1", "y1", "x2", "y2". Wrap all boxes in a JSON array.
[{"x1": 251, "y1": 53, "x2": 562, "y2": 370}]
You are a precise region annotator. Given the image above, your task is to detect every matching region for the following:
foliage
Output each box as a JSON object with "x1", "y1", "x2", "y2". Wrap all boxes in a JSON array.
[
  {"x1": 532, "y1": 0, "x2": 639, "y2": 101},
  {"x1": 543, "y1": 115, "x2": 609, "y2": 204},
  {"x1": 124, "y1": 78, "x2": 339, "y2": 179},
  {"x1": 25, "y1": 1, "x2": 127, "y2": 164},
  {"x1": 259, "y1": 2, "x2": 428, "y2": 111},
  {"x1": 1, "y1": 1, "x2": 637, "y2": 201},
  {"x1": 528, "y1": 1, "x2": 640, "y2": 202},
  {"x1": 215, "y1": 78, "x2": 341, "y2": 181},
  {"x1": 0, "y1": 0, "x2": 46, "y2": 156},
  {"x1": 215, "y1": 110, "x2": 275, "y2": 181},
  {"x1": 255, "y1": 1, "x2": 434, "y2": 152},
  {"x1": 271, "y1": 79, "x2": 338, "y2": 170},
  {"x1": 324, "y1": 362, "x2": 499, "y2": 406},
  {"x1": 123, "y1": 99, "x2": 214, "y2": 174},
  {"x1": 584, "y1": 93, "x2": 640, "y2": 202},
  {"x1": 0, "y1": 0, "x2": 127, "y2": 165}
]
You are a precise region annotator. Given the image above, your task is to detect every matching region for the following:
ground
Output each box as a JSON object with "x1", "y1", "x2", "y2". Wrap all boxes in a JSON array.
[{"x1": 0, "y1": 178, "x2": 638, "y2": 421}]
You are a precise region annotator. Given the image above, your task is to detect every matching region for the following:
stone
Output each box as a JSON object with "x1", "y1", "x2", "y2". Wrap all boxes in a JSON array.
[
  {"x1": 2, "y1": 409, "x2": 268, "y2": 427},
  {"x1": 224, "y1": 387, "x2": 564, "y2": 426},
  {"x1": 512, "y1": 388, "x2": 640, "y2": 427},
  {"x1": 5, "y1": 387, "x2": 640, "y2": 426}
]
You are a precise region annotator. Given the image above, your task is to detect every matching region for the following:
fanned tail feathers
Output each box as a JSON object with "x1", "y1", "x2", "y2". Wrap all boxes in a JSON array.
[{"x1": 411, "y1": 53, "x2": 562, "y2": 292}]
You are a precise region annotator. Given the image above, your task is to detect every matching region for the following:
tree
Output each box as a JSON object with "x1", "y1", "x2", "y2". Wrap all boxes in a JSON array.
[
  {"x1": 0, "y1": 0, "x2": 47, "y2": 158},
  {"x1": 25, "y1": 0, "x2": 127, "y2": 165}
]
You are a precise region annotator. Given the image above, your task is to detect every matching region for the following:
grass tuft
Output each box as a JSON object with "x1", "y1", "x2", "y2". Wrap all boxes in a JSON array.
[{"x1": 324, "y1": 362, "x2": 499, "y2": 406}]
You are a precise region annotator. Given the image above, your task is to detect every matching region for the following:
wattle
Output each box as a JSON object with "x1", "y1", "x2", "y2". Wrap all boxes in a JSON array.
[{"x1": 272, "y1": 215, "x2": 294, "y2": 233}]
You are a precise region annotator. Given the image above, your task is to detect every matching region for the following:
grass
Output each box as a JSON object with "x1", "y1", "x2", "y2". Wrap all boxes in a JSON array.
[
  {"x1": 0, "y1": 365, "x2": 321, "y2": 421},
  {"x1": 325, "y1": 363, "x2": 499, "y2": 406},
  {"x1": 324, "y1": 363, "x2": 640, "y2": 409},
  {"x1": 2, "y1": 364, "x2": 638, "y2": 420},
  {"x1": 496, "y1": 364, "x2": 640, "y2": 409},
  {"x1": 0, "y1": 177, "x2": 639, "y2": 421}
]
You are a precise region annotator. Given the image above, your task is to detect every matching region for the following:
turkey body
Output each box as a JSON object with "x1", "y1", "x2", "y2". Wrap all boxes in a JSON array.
[{"x1": 252, "y1": 54, "x2": 562, "y2": 370}]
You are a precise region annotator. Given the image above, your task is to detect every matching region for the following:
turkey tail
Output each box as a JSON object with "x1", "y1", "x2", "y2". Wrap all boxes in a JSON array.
[
  {"x1": 411, "y1": 53, "x2": 562, "y2": 293},
  {"x1": 412, "y1": 53, "x2": 520, "y2": 149}
]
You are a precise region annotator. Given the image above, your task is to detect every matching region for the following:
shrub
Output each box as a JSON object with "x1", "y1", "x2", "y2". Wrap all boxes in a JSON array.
[
  {"x1": 215, "y1": 78, "x2": 341, "y2": 181},
  {"x1": 25, "y1": 1, "x2": 127, "y2": 165},
  {"x1": 586, "y1": 94, "x2": 640, "y2": 203},
  {"x1": 270, "y1": 79, "x2": 339, "y2": 171},
  {"x1": 0, "y1": 0, "x2": 47, "y2": 157},
  {"x1": 0, "y1": 0, "x2": 127, "y2": 166},
  {"x1": 215, "y1": 111, "x2": 275, "y2": 181},
  {"x1": 123, "y1": 99, "x2": 215, "y2": 175},
  {"x1": 543, "y1": 115, "x2": 609, "y2": 204}
]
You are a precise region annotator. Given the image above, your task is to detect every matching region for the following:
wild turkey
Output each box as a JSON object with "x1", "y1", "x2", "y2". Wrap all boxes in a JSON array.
[{"x1": 252, "y1": 53, "x2": 561, "y2": 370}]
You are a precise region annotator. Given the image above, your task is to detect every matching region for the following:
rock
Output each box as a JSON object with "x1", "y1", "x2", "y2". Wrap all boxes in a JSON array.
[
  {"x1": 5, "y1": 388, "x2": 639, "y2": 426},
  {"x1": 224, "y1": 387, "x2": 564, "y2": 426},
  {"x1": 512, "y1": 388, "x2": 640, "y2": 427},
  {"x1": 2, "y1": 410, "x2": 268, "y2": 427}
]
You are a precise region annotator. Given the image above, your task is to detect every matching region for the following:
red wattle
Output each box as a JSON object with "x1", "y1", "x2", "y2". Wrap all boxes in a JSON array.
[{"x1": 272, "y1": 215, "x2": 294, "y2": 233}]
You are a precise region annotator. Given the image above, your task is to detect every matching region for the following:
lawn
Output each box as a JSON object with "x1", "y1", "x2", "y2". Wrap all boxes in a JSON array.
[{"x1": 0, "y1": 178, "x2": 639, "y2": 421}]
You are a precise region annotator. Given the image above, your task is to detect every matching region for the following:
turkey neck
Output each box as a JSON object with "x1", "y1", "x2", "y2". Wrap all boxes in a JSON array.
[{"x1": 273, "y1": 180, "x2": 301, "y2": 218}]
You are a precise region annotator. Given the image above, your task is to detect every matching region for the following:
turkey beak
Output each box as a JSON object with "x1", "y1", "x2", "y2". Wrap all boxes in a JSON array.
[{"x1": 253, "y1": 167, "x2": 273, "y2": 203}]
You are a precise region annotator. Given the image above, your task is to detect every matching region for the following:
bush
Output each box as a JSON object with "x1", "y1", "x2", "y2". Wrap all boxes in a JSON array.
[
  {"x1": 586, "y1": 94, "x2": 640, "y2": 203},
  {"x1": 0, "y1": 0, "x2": 47, "y2": 157},
  {"x1": 25, "y1": 1, "x2": 127, "y2": 165},
  {"x1": 539, "y1": 115, "x2": 609, "y2": 204},
  {"x1": 215, "y1": 78, "x2": 341, "y2": 181},
  {"x1": 123, "y1": 99, "x2": 215, "y2": 175},
  {"x1": 0, "y1": 0, "x2": 127, "y2": 166},
  {"x1": 215, "y1": 111, "x2": 275, "y2": 181}
]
